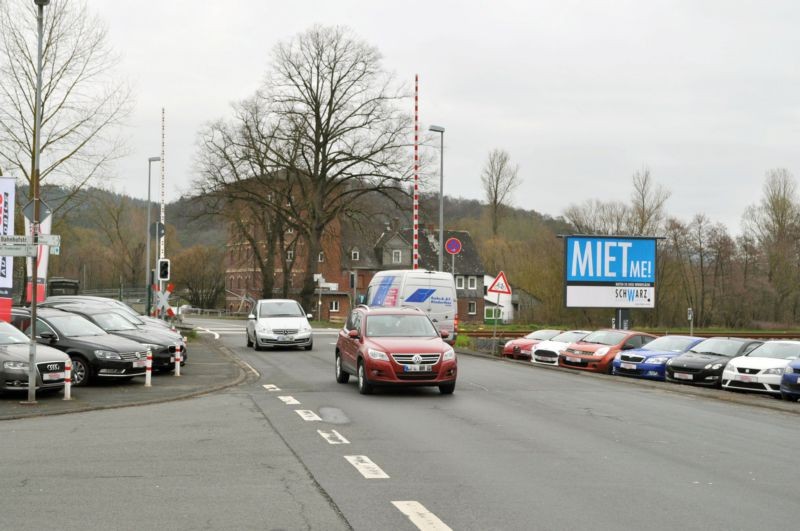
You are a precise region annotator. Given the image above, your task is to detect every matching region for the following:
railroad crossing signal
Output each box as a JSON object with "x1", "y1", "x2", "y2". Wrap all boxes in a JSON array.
[{"x1": 158, "y1": 258, "x2": 170, "y2": 281}]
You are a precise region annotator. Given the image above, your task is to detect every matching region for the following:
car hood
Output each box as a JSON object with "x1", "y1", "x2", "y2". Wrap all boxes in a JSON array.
[
  {"x1": 566, "y1": 342, "x2": 609, "y2": 353},
  {"x1": 670, "y1": 352, "x2": 730, "y2": 367},
  {"x1": 727, "y1": 356, "x2": 793, "y2": 370},
  {"x1": 629, "y1": 348, "x2": 683, "y2": 360},
  {"x1": 369, "y1": 337, "x2": 449, "y2": 354},
  {"x1": 533, "y1": 340, "x2": 572, "y2": 352},
  {"x1": 65, "y1": 334, "x2": 146, "y2": 353},
  {"x1": 257, "y1": 317, "x2": 309, "y2": 330},
  {"x1": 508, "y1": 338, "x2": 538, "y2": 348},
  {"x1": 107, "y1": 328, "x2": 181, "y2": 347},
  {"x1": 0, "y1": 343, "x2": 70, "y2": 363}
]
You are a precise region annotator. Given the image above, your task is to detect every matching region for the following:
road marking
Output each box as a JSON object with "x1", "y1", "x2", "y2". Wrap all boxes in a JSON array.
[
  {"x1": 392, "y1": 501, "x2": 452, "y2": 531},
  {"x1": 263, "y1": 384, "x2": 280, "y2": 391},
  {"x1": 295, "y1": 409, "x2": 322, "y2": 421},
  {"x1": 278, "y1": 396, "x2": 300, "y2": 405},
  {"x1": 194, "y1": 327, "x2": 219, "y2": 339},
  {"x1": 344, "y1": 455, "x2": 389, "y2": 479},
  {"x1": 317, "y1": 429, "x2": 349, "y2": 444}
]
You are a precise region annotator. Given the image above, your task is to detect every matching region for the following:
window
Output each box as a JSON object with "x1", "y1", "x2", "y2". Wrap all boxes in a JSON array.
[
  {"x1": 287, "y1": 250, "x2": 294, "y2": 262},
  {"x1": 485, "y1": 307, "x2": 501, "y2": 320},
  {"x1": 456, "y1": 276, "x2": 464, "y2": 289},
  {"x1": 349, "y1": 272, "x2": 356, "y2": 289},
  {"x1": 468, "y1": 276, "x2": 477, "y2": 290},
  {"x1": 392, "y1": 250, "x2": 402, "y2": 264},
  {"x1": 329, "y1": 300, "x2": 340, "y2": 312},
  {"x1": 468, "y1": 301, "x2": 476, "y2": 315},
  {"x1": 318, "y1": 252, "x2": 325, "y2": 263},
  {"x1": 351, "y1": 249, "x2": 360, "y2": 261}
]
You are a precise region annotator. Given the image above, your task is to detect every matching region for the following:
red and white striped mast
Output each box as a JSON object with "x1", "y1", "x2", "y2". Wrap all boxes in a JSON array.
[{"x1": 413, "y1": 74, "x2": 419, "y2": 270}]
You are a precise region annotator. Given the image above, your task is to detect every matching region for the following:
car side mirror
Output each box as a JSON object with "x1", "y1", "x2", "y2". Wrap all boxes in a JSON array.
[
  {"x1": 622, "y1": 344, "x2": 634, "y2": 350},
  {"x1": 348, "y1": 329, "x2": 359, "y2": 339},
  {"x1": 247, "y1": 314, "x2": 255, "y2": 320},
  {"x1": 39, "y1": 332, "x2": 56, "y2": 342},
  {"x1": 307, "y1": 314, "x2": 313, "y2": 319},
  {"x1": 440, "y1": 330, "x2": 450, "y2": 339}
]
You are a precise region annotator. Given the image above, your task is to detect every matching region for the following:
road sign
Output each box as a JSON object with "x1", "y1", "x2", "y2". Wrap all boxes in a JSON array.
[
  {"x1": 445, "y1": 237, "x2": 462, "y2": 255},
  {"x1": 150, "y1": 221, "x2": 165, "y2": 239},
  {"x1": 22, "y1": 199, "x2": 52, "y2": 223},
  {"x1": 0, "y1": 244, "x2": 37, "y2": 257},
  {"x1": 488, "y1": 271, "x2": 512, "y2": 295},
  {"x1": 0, "y1": 234, "x2": 60, "y2": 246}
]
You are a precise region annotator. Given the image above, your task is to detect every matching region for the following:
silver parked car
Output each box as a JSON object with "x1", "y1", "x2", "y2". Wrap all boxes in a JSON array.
[
  {"x1": 246, "y1": 299, "x2": 313, "y2": 351},
  {"x1": 0, "y1": 321, "x2": 71, "y2": 394}
]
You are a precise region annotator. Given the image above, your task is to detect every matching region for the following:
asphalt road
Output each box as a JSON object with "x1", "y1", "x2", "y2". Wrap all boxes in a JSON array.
[{"x1": 2, "y1": 316, "x2": 798, "y2": 530}]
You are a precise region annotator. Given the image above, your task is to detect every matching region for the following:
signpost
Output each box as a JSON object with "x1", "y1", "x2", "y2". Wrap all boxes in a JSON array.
[
  {"x1": 487, "y1": 271, "x2": 512, "y2": 353},
  {"x1": 445, "y1": 237, "x2": 461, "y2": 274}
]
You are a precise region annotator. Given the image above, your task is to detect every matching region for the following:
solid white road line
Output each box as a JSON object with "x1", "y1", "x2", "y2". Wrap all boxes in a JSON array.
[
  {"x1": 317, "y1": 429, "x2": 350, "y2": 445},
  {"x1": 344, "y1": 455, "x2": 389, "y2": 479},
  {"x1": 295, "y1": 409, "x2": 322, "y2": 421},
  {"x1": 278, "y1": 396, "x2": 300, "y2": 405},
  {"x1": 262, "y1": 384, "x2": 280, "y2": 391},
  {"x1": 195, "y1": 327, "x2": 220, "y2": 339},
  {"x1": 391, "y1": 501, "x2": 453, "y2": 531}
]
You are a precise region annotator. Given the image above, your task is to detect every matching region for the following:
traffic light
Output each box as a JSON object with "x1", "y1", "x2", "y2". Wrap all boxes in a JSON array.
[{"x1": 158, "y1": 259, "x2": 170, "y2": 281}]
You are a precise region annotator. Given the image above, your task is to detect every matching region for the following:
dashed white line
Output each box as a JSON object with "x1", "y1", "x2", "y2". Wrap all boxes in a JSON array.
[
  {"x1": 295, "y1": 409, "x2": 322, "y2": 421},
  {"x1": 278, "y1": 396, "x2": 300, "y2": 405},
  {"x1": 344, "y1": 455, "x2": 389, "y2": 479},
  {"x1": 317, "y1": 429, "x2": 350, "y2": 445},
  {"x1": 262, "y1": 384, "x2": 280, "y2": 391},
  {"x1": 392, "y1": 501, "x2": 452, "y2": 531}
]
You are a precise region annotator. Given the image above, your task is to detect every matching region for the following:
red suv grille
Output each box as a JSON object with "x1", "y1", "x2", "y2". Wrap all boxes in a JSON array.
[{"x1": 391, "y1": 353, "x2": 441, "y2": 365}]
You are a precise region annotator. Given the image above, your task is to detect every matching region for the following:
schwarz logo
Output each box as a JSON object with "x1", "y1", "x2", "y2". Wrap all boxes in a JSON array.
[{"x1": 614, "y1": 288, "x2": 651, "y2": 303}]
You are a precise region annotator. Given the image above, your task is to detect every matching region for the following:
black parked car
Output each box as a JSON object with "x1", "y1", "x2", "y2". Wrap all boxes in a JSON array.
[
  {"x1": 47, "y1": 303, "x2": 186, "y2": 371},
  {"x1": 10, "y1": 308, "x2": 149, "y2": 387},
  {"x1": 665, "y1": 337, "x2": 763, "y2": 388}
]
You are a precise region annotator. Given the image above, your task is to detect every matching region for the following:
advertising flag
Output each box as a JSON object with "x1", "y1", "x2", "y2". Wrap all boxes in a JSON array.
[{"x1": 0, "y1": 178, "x2": 14, "y2": 321}]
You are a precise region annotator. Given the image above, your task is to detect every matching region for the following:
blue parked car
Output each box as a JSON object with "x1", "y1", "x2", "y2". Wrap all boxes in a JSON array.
[
  {"x1": 780, "y1": 358, "x2": 800, "y2": 401},
  {"x1": 612, "y1": 335, "x2": 703, "y2": 381}
]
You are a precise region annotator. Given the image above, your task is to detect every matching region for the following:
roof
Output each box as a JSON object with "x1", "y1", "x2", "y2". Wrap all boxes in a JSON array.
[{"x1": 395, "y1": 228, "x2": 485, "y2": 275}]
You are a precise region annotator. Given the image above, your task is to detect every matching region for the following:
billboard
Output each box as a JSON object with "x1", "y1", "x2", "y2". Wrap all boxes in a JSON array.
[{"x1": 564, "y1": 236, "x2": 656, "y2": 308}]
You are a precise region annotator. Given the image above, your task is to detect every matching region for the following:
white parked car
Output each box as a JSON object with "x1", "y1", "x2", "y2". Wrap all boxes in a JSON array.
[
  {"x1": 246, "y1": 299, "x2": 313, "y2": 351},
  {"x1": 722, "y1": 340, "x2": 800, "y2": 396},
  {"x1": 531, "y1": 330, "x2": 592, "y2": 365}
]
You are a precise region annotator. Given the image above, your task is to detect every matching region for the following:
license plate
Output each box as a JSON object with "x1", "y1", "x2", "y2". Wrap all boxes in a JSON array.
[
  {"x1": 42, "y1": 371, "x2": 65, "y2": 381},
  {"x1": 404, "y1": 364, "x2": 432, "y2": 372},
  {"x1": 620, "y1": 362, "x2": 637, "y2": 370},
  {"x1": 673, "y1": 372, "x2": 693, "y2": 380},
  {"x1": 565, "y1": 356, "x2": 581, "y2": 363},
  {"x1": 278, "y1": 335, "x2": 293, "y2": 342},
  {"x1": 132, "y1": 360, "x2": 146, "y2": 368},
  {"x1": 737, "y1": 374, "x2": 755, "y2": 383},
  {"x1": 535, "y1": 355, "x2": 552, "y2": 361}
]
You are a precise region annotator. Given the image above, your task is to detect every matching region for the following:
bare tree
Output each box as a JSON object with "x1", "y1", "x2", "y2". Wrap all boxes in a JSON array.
[
  {"x1": 629, "y1": 167, "x2": 670, "y2": 235},
  {"x1": 261, "y1": 25, "x2": 412, "y2": 310},
  {"x1": 0, "y1": 0, "x2": 131, "y2": 207},
  {"x1": 172, "y1": 245, "x2": 226, "y2": 308},
  {"x1": 480, "y1": 149, "x2": 520, "y2": 236}
]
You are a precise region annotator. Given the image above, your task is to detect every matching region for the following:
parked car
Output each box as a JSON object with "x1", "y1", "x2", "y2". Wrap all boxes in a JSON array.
[
  {"x1": 721, "y1": 340, "x2": 800, "y2": 397},
  {"x1": 334, "y1": 305, "x2": 457, "y2": 394},
  {"x1": 10, "y1": 308, "x2": 149, "y2": 387},
  {"x1": 246, "y1": 299, "x2": 313, "y2": 351},
  {"x1": 665, "y1": 337, "x2": 763, "y2": 388},
  {"x1": 43, "y1": 296, "x2": 178, "y2": 332},
  {"x1": 611, "y1": 335, "x2": 703, "y2": 381},
  {"x1": 559, "y1": 329, "x2": 657, "y2": 374},
  {"x1": 780, "y1": 358, "x2": 800, "y2": 402},
  {"x1": 48, "y1": 303, "x2": 187, "y2": 371},
  {"x1": 502, "y1": 329, "x2": 562, "y2": 360},
  {"x1": 531, "y1": 330, "x2": 591, "y2": 365},
  {"x1": 0, "y1": 321, "x2": 70, "y2": 394}
]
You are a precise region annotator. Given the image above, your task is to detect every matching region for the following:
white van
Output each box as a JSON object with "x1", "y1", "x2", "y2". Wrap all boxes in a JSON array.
[{"x1": 365, "y1": 270, "x2": 458, "y2": 344}]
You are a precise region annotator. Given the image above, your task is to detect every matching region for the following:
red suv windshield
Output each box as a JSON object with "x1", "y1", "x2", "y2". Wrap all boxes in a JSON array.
[{"x1": 365, "y1": 314, "x2": 438, "y2": 338}]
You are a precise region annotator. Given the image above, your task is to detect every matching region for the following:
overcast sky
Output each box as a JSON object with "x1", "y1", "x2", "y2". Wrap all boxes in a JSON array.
[{"x1": 84, "y1": 0, "x2": 800, "y2": 235}]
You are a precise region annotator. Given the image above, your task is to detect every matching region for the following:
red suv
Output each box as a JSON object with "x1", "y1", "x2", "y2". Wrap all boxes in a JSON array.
[{"x1": 335, "y1": 306, "x2": 457, "y2": 395}]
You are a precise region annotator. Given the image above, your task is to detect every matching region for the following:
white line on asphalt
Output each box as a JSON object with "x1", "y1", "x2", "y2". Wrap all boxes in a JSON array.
[
  {"x1": 278, "y1": 396, "x2": 300, "y2": 405},
  {"x1": 391, "y1": 501, "x2": 453, "y2": 531},
  {"x1": 344, "y1": 455, "x2": 389, "y2": 479},
  {"x1": 195, "y1": 327, "x2": 220, "y2": 339},
  {"x1": 295, "y1": 409, "x2": 322, "y2": 421},
  {"x1": 262, "y1": 384, "x2": 281, "y2": 391},
  {"x1": 317, "y1": 429, "x2": 350, "y2": 444}
]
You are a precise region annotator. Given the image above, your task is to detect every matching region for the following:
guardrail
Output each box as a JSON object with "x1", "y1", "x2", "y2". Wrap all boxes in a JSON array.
[{"x1": 462, "y1": 330, "x2": 800, "y2": 340}]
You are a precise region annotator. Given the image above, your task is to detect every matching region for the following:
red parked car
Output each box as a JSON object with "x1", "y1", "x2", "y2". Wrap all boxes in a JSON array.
[
  {"x1": 502, "y1": 329, "x2": 562, "y2": 360},
  {"x1": 559, "y1": 329, "x2": 656, "y2": 374},
  {"x1": 335, "y1": 306, "x2": 457, "y2": 395}
]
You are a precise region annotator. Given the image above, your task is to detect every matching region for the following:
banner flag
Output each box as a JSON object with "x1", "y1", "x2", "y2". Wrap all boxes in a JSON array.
[
  {"x1": 24, "y1": 212, "x2": 52, "y2": 304},
  {"x1": 0, "y1": 178, "x2": 15, "y2": 322}
]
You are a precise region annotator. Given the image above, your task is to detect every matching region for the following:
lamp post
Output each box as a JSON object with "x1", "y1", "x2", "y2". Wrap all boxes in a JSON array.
[
  {"x1": 145, "y1": 157, "x2": 161, "y2": 315},
  {"x1": 25, "y1": 0, "x2": 50, "y2": 404},
  {"x1": 429, "y1": 125, "x2": 445, "y2": 271}
]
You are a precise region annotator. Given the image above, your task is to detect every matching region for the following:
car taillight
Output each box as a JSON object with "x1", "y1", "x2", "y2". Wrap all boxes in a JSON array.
[{"x1": 454, "y1": 314, "x2": 459, "y2": 332}]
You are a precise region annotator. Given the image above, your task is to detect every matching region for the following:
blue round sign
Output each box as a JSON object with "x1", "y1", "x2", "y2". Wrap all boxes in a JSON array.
[{"x1": 445, "y1": 237, "x2": 462, "y2": 255}]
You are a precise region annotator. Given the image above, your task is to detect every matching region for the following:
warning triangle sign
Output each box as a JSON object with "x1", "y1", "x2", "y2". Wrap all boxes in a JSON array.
[{"x1": 488, "y1": 271, "x2": 512, "y2": 295}]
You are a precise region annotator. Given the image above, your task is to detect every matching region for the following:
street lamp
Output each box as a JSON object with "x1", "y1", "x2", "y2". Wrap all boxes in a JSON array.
[
  {"x1": 145, "y1": 156, "x2": 161, "y2": 315},
  {"x1": 429, "y1": 125, "x2": 445, "y2": 271},
  {"x1": 24, "y1": 0, "x2": 50, "y2": 404}
]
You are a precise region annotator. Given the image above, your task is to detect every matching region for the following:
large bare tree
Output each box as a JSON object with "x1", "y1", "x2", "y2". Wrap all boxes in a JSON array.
[
  {"x1": 0, "y1": 0, "x2": 130, "y2": 208},
  {"x1": 259, "y1": 25, "x2": 411, "y2": 310},
  {"x1": 480, "y1": 149, "x2": 520, "y2": 236}
]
